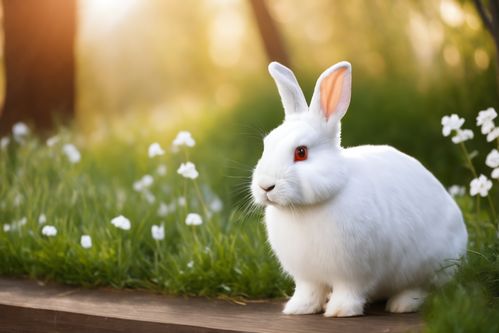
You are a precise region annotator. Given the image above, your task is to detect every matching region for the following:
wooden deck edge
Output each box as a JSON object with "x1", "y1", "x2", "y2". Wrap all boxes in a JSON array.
[
  {"x1": 0, "y1": 304, "x2": 244, "y2": 333},
  {"x1": 0, "y1": 278, "x2": 423, "y2": 333}
]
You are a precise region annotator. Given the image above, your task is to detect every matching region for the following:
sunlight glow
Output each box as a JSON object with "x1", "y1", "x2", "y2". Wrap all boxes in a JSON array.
[
  {"x1": 465, "y1": 11, "x2": 481, "y2": 31},
  {"x1": 80, "y1": 0, "x2": 138, "y2": 33},
  {"x1": 443, "y1": 45, "x2": 461, "y2": 66},
  {"x1": 208, "y1": 4, "x2": 246, "y2": 67},
  {"x1": 439, "y1": 0, "x2": 464, "y2": 27},
  {"x1": 408, "y1": 13, "x2": 444, "y2": 67},
  {"x1": 474, "y1": 49, "x2": 490, "y2": 70}
]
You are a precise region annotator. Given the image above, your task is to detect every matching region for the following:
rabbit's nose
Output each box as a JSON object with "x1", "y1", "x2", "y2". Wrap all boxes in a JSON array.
[{"x1": 260, "y1": 184, "x2": 275, "y2": 192}]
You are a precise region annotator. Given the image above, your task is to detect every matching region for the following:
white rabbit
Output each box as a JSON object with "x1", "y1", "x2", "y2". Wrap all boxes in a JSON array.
[{"x1": 251, "y1": 61, "x2": 468, "y2": 317}]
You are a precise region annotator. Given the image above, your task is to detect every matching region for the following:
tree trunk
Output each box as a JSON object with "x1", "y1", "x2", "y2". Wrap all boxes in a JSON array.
[
  {"x1": 473, "y1": 0, "x2": 499, "y2": 98},
  {"x1": 0, "y1": 0, "x2": 76, "y2": 133},
  {"x1": 248, "y1": 0, "x2": 290, "y2": 67}
]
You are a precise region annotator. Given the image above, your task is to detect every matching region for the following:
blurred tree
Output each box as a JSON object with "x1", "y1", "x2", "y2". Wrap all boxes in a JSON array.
[
  {"x1": 0, "y1": 0, "x2": 76, "y2": 133},
  {"x1": 248, "y1": 0, "x2": 290, "y2": 67},
  {"x1": 473, "y1": 0, "x2": 499, "y2": 96}
]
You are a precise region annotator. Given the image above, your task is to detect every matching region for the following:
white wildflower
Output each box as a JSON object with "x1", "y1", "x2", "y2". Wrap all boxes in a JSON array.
[
  {"x1": 451, "y1": 129, "x2": 474, "y2": 144},
  {"x1": 486, "y1": 149, "x2": 499, "y2": 168},
  {"x1": 133, "y1": 181, "x2": 143, "y2": 192},
  {"x1": 441, "y1": 114, "x2": 464, "y2": 137},
  {"x1": 133, "y1": 174, "x2": 154, "y2": 192},
  {"x1": 448, "y1": 185, "x2": 465, "y2": 197},
  {"x1": 148, "y1": 142, "x2": 165, "y2": 158},
  {"x1": 111, "y1": 215, "x2": 131, "y2": 230},
  {"x1": 143, "y1": 190, "x2": 156, "y2": 204},
  {"x1": 476, "y1": 107, "x2": 497, "y2": 129},
  {"x1": 7, "y1": 217, "x2": 27, "y2": 231},
  {"x1": 12, "y1": 122, "x2": 30, "y2": 142},
  {"x1": 187, "y1": 260, "x2": 194, "y2": 269},
  {"x1": 185, "y1": 213, "x2": 203, "y2": 226},
  {"x1": 141, "y1": 175, "x2": 153, "y2": 187},
  {"x1": 17, "y1": 217, "x2": 27, "y2": 227},
  {"x1": 178, "y1": 196, "x2": 187, "y2": 207},
  {"x1": 41, "y1": 225, "x2": 57, "y2": 237},
  {"x1": 1, "y1": 137, "x2": 10, "y2": 150},
  {"x1": 177, "y1": 162, "x2": 199, "y2": 179},
  {"x1": 487, "y1": 127, "x2": 499, "y2": 142},
  {"x1": 157, "y1": 202, "x2": 170, "y2": 217},
  {"x1": 470, "y1": 175, "x2": 493, "y2": 197},
  {"x1": 492, "y1": 168, "x2": 499, "y2": 179},
  {"x1": 480, "y1": 121, "x2": 496, "y2": 135},
  {"x1": 13, "y1": 193, "x2": 23, "y2": 207},
  {"x1": 80, "y1": 235, "x2": 92, "y2": 249},
  {"x1": 156, "y1": 164, "x2": 167, "y2": 176},
  {"x1": 151, "y1": 224, "x2": 165, "y2": 240},
  {"x1": 3, "y1": 224, "x2": 11, "y2": 232},
  {"x1": 62, "y1": 144, "x2": 81, "y2": 164},
  {"x1": 172, "y1": 131, "x2": 195, "y2": 150},
  {"x1": 46, "y1": 136, "x2": 60, "y2": 147},
  {"x1": 38, "y1": 214, "x2": 47, "y2": 225},
  {"x1": 210, "y1": 197, "x2": 223, "y2": 212}
]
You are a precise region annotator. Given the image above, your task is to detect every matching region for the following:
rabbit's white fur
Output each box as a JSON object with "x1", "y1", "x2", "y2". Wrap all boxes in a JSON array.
[{"x1": 251, "y1": 61, "x2": 467, "y2": 317}]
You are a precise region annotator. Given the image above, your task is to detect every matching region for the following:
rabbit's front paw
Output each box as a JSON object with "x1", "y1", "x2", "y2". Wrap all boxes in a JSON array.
[
  {"x1": 283, "y1": 295, "x2": 323, "y2": 315},
  {"x1": 324, "y1": 289, "x2": 365, "y2": 317},
  {"x1": 282, "y1": 281, "x2": 329, "y2": 315}
]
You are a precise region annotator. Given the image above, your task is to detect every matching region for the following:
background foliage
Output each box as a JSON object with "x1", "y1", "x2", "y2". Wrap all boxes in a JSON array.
[{"x1": 1, "y1": 0, "x2": 498, "y2": 332}]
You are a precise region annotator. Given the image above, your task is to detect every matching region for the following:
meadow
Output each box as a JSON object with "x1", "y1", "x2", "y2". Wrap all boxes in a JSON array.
[
  {"x1": 0, "y1": 127, "x2": 292, "y2": 298},
  {"x1": 1, "y1": 101, "x2": 498, "y2": 331},
  {"x1": 1, "y1": 1, "x2": 499, "y2": 332}
]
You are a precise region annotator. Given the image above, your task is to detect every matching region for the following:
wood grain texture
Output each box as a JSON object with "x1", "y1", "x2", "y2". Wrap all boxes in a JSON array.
[{"x1": 0, "y1": 278, "x2": 422, "y2": 333}]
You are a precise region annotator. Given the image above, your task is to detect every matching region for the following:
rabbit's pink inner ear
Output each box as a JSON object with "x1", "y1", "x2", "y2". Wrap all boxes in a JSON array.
[{"x1": 320, "y1": 67, "x2": 347, "y2": 120}]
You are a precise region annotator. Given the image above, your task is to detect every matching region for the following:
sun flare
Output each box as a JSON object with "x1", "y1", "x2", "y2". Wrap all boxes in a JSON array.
[{"x1": 80, "y1": 0, "x2": 138, "y2": 31}]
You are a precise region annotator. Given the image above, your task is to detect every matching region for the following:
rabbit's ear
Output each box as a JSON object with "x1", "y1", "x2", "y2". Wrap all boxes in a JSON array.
[
  {"x1": 268, "y1": 62, "x2": 308, "y2": 117},
  {"x1": 310, "y1": 61, "x2": 351, "y2": 125}
]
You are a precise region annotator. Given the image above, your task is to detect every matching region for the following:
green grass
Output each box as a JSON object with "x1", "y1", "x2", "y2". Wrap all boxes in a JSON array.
[
  {"x1": 0, "y1": 124, "x2": 498, "y2": 332},
  {"x1": 0, "y1": 131, "x2": 292, "y2": 298},
  {"x1": 424, "y1": 244, "x2": 499, "y2": 333}
]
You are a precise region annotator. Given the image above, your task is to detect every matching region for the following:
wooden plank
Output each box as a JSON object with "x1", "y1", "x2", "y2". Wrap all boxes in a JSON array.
[
  {"x1": 0, "y1": 305, "x2": 235, "y2": 333},
  {"x1": 0, "y1": 278, "x2": 422, "y2": 333}
]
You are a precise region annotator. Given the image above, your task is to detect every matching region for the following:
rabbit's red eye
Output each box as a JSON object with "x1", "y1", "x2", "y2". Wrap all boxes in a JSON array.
[{"x1": 294, "y1": 146, "x2": 308, "y2": 162}]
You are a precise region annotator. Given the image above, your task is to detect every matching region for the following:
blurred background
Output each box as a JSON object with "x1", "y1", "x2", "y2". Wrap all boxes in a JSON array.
[{"x1": 0, "y1": 0, "x2": 497, "y2": 203}]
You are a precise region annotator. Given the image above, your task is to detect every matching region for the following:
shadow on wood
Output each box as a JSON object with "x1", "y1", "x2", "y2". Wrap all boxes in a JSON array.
[{"x1": 0, "y1": 278, "x2": 422, "y2": 333}]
